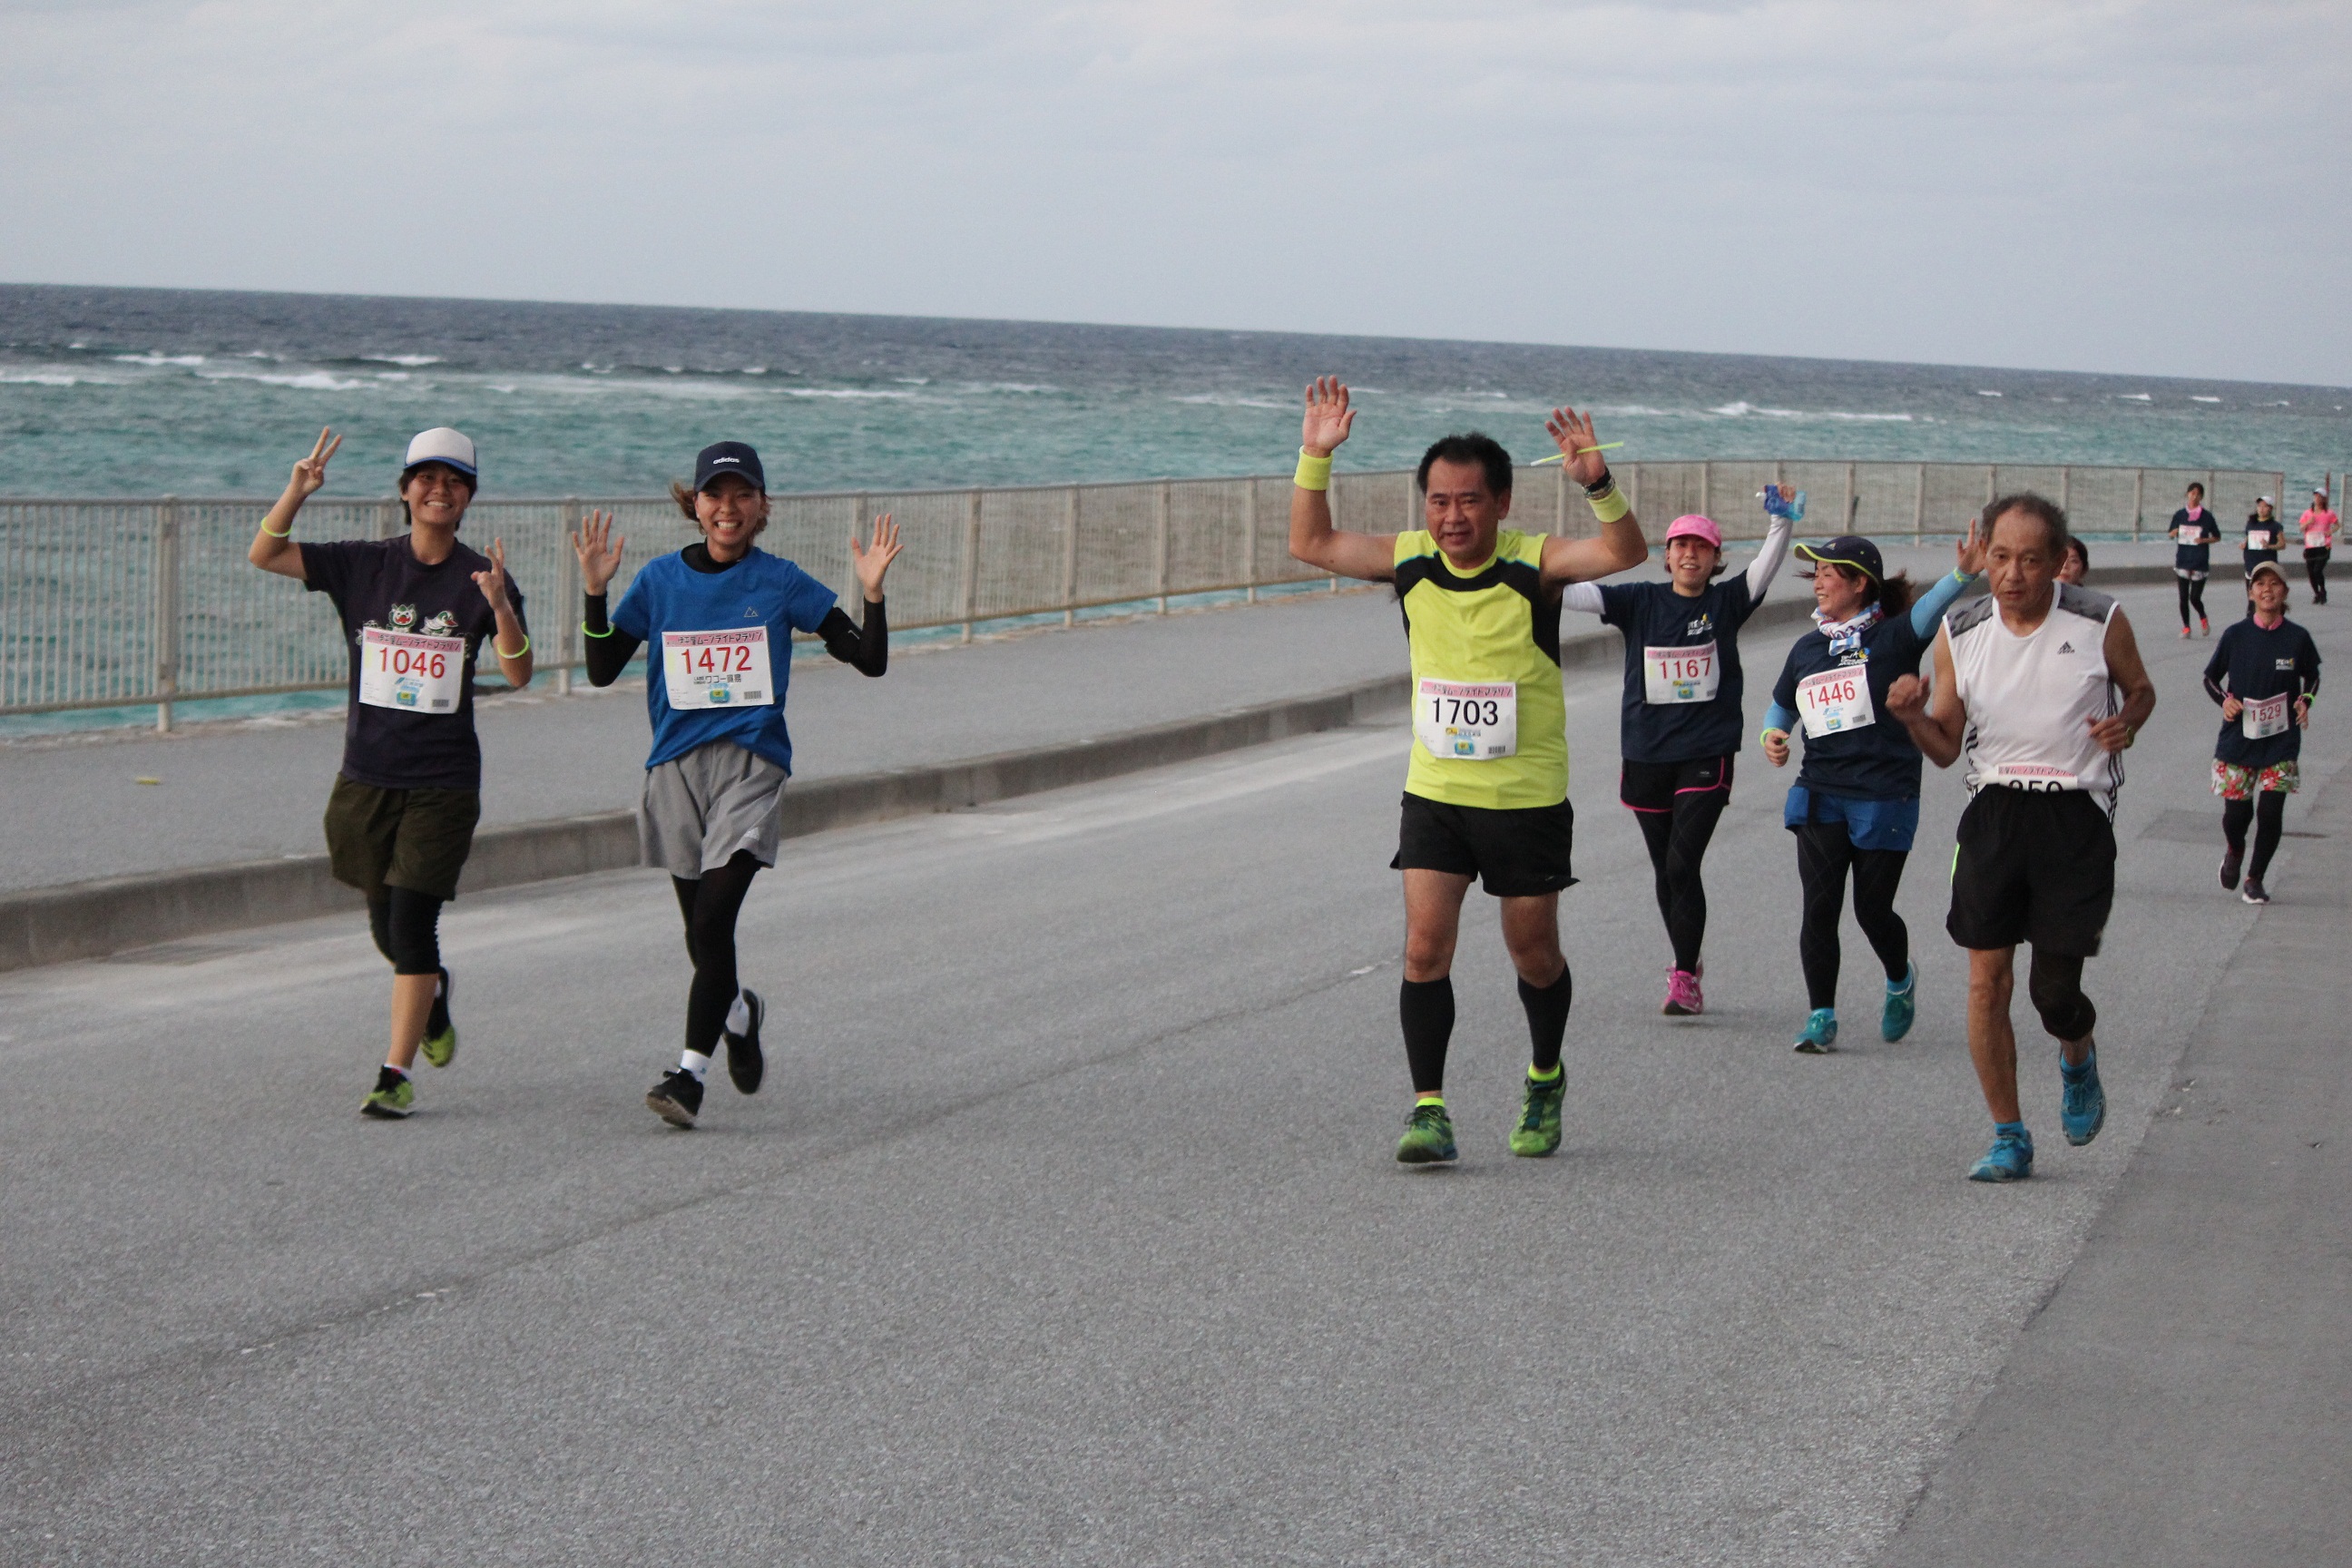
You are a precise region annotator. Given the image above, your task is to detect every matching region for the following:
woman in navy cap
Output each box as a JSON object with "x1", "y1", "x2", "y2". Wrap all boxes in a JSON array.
[
  {"x1": 1759, "y1": 522, "x2": 1984, "y2": 1053},
  {"x1": 572, "y1": 441, "x2": 900, "y2": 1129},
  {"x1": 248, "y1": 426, "x2": 533, "y2": 1119}
]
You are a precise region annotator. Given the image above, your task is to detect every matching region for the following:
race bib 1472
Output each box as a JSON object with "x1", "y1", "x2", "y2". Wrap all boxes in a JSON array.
[{"x1": 662, "y1": 627, "x2": 775, "y2": 709}]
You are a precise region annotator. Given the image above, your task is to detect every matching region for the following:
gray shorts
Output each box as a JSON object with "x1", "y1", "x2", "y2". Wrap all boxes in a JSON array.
[{"x1": 639, "y1": 740, "x2": 788, "y2": 877}]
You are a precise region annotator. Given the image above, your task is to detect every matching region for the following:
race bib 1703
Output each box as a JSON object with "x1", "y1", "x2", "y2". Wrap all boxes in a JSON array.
[
  {"x1": 2242, "y1": 691, "x2": 2291, "y2": 740},
  {"x1": 358, "y1": 627, "x2": 464, "y2": 714},
  {"x1": 1415, "y1": 678, "x2": 1517, "y2": 761},
  {"x1": 1794, "y1": 667, "x2": 1874, "y2": 739},
  {"x1": 1643, "y1": 642, "x2": 1720, "y2": 705},
  {"x1": 662, "y1": 627, "x2": 775, "y2": 709}
]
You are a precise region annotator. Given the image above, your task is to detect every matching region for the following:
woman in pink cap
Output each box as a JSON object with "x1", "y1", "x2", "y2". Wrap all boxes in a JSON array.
[
  {"x1": 2299, "y1": 486, "x2": 2337, "y2": 605},
  {"x1": 1560, "y1": 489, "x2": 1794, "y2": 1014}
]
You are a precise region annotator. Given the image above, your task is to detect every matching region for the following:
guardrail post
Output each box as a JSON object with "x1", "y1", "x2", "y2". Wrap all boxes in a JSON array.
[
  {"x1": 2132, "y1": 469, "x2": 2144, "y2": 541},
  {"x1": 1327, "y1": 475, "x2": 1341, "y2": 591},
  {"x1": 378, "y1": 496, "x2": 403, "y2": 541},
  {"x1": 1700, "y1": 460, "x2": 1711, "y2": 522},
  {"x1": 1984, "y1": 466, "x2": 1996, "y2": 510},
  {"x1": 1063, "y1": 485, "x2": 1082, "y2": 626},
  {"x1": 1844, "y1": 462, "x2": 1857, "y2": 529},
  {"x1": 960, "y1": 489, "x2": 981, "y2": 642},
  {"x1": 556, "y1": 496, "x2": 580, "y2": 695},
  {"x1": 1241, "y1": 480, "x2": 1257, "y2": 605},
  {"x1": 1626, "y1": 462, "x2": 1640, "y2": 523},
  {"x1": 1154, "y1": 480, "x2": 1171, "y2": 612},
  {"x1": 154, "y1": 498, "x2": 180, "y2": 732},
  {"x1": 1553, "y1": 463, "x2": 1566, "y2": 536},
  {"x1": 1913, "y1": 464, "x2": 1926, "y2": 542},
  {"x1": 2058, "y1": 466, "x2": 2071, "y2": 522}
]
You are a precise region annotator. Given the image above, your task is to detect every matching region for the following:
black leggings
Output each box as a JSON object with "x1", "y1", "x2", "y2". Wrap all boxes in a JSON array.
[
  {"x1": 1796, "y1": 825, "x2": 1911, "y2": 1010},
  {"x1": 366, "y1": 887, "x2": 444, "y2": 976},
  {"x1": 672, "y1": 849, "x2": 763, "y2": 1058},
  {"x1": 2223, "y1": 789, "x2": 2288, "y2": 880},
  {"x1": 2176, "y1": 574, "x2": 2208, "y2": 628},
  {"x1": 2307, "y1": 549, "x2": 2330, "y2": 603},
  {"x1": 1634, "y1": 789, "x2": 1730, "y2": 972}
]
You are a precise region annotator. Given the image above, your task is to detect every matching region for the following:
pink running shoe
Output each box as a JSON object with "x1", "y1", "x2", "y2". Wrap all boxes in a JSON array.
[{"x1": 1663, "y1": 967, "x2": 1704, "y2": 1016}]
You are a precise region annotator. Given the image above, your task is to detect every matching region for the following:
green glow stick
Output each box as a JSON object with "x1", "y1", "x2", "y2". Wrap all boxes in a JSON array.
[{"x1": 1532, "y1": 443, "x2": 1624, "y2": 465}]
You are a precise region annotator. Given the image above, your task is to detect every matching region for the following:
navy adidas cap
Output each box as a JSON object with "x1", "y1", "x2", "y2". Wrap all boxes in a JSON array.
[
  {"x1": 1794, "y1": 534, "x2": 1885, "y2": 582},
  {"x1": 693, "y1": 441, "x2": 766, "y2": 493}
]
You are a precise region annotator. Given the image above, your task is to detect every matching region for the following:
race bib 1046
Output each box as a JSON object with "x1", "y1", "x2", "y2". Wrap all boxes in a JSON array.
[
  {"x1": 358, "y1": 627, "x2": 464, "y2": 714},
  {"x1": 1415, "y1": 678, "x2": 1517, "y2": 760},
  {"x1": 1794, "y1": 667, "x2": 1874, "y2": 739},
  {"x1": 2242, "y1": 691, "x2": 2291, "y2": 740},
  {"x1": 662, "y1": 627, "x2": 775, "y2": 709},
  {"x1": 1643, "y1": 642, "x2": 1720, "y2": 705}
]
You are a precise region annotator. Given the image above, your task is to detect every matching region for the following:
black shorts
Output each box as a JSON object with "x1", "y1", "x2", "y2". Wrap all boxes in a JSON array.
[
  {"x1": 1620, "y1": 753, "x2": 1733, "y2": 813},
  {"x1": 324, "y1": 775, "x2": 482, "y2": 901},
  {"x1": 1392, "y1": 792, "x2": 1577, "y2": 897},
  {"x1": 1945, "y1": 786, "x2": 2114, "y2": 956}
]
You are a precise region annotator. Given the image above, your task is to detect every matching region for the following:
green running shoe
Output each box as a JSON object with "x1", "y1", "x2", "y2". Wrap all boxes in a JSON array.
[
  {"x1": 1395, "y1": 1102, "x2": 1458, "y2": 1165},
  {"x1": 1510, "y1": 1072, "x2": 1566, "y2": 1157},
  {"x1": 1881, "y1": 961, "x2": 1917, "y2": 1043},
  {"x1": 1793, "y1": 1008, "x2": 1839, "y2": 1054},
  {"x1": 417, "y1": 967, "x2": 457, "y2": 1069},
  {"x1": 360, "y1": 1066, "x2": 414, "y2": 1120}
]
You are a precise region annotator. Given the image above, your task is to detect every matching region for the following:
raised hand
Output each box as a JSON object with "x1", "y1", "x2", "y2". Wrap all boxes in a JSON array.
[
  {"x1": 472, "y1": 537, "x2": 514, "y2": 614},
  {"x1": 1544, "y1": 407, "x2": 1609, "y2": 488},
  {"x1": 1300, "y1": 377, "x2": 1356, "y2": 456},
  {"x1": 1955, "y1": 514, "x2": 1987, "y2": 576},
  {"x1": 289, "y1": 427, "x2": 340, "y2": 499},
  {"x1": 851, "y1": 513, "x2": 902, "y2": 601},
  {"x1": 571, "y1": 509, "x2": 624, "y2": 597}
]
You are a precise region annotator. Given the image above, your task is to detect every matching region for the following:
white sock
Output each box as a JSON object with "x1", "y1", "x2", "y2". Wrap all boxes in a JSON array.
[
  {"x1": 382, "y1": 1062, "x2": 408, "y2": 1081},
  {"x1": 679, "y1": 1050, "x2": 711, "y2": 1083},
  {"x1": 724, "y1": 991, "x2": 752, "y2": 1038}
]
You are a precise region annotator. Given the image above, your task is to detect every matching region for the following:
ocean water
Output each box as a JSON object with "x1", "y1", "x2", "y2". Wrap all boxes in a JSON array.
[{"x1": 4, "y1": 284, "x2": 2349, "y2": 498}]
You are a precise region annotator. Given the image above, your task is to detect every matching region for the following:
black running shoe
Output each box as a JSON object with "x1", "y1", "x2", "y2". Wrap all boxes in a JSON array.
[
  {"x1": 2220, "y1": 846, "x2": 2243, "y2": 890},
  {"x1": 724, "y1": 988, "x2": 766, "y2": 1096},
  {"x1": 645, "y1": 1069, "x2": 703, "y2": 1129},
  {"x1": 2241, "y1": 877, "x2": 2270, "y2": 906}
]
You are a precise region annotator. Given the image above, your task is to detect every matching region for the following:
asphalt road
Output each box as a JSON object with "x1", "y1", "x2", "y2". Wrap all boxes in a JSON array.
[{"x1": 2, "y1": 580, "x2": 2340, "y2": 1565}]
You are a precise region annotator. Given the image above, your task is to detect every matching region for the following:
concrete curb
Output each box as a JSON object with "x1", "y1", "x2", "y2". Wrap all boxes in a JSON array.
[{"x1": 0, "y1": 570, "x2": 2166, "y2": 974}]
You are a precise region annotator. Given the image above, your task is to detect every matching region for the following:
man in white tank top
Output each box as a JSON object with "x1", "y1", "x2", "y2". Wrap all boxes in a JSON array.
[{"x1": 1886, "y1": 495, "x2": 2157, "y2": 1183}]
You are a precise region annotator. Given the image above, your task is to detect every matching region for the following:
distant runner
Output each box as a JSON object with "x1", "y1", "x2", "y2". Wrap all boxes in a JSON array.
[
  {"x1": 248, "y1": 426, "x2": 533, "y2": 1119},
  {"x1": 573, "y1": 442, "x2": 899, "y2": 1129},
  {"x1": 2205, "y1": 560, "x2": 2320, "y2": 904},
  {"x1": 1886, "y1": 495, "x2": 2156, "y2": 1182},
  {"x1": 2299, "y1": 487, "x2": 2337, "y2": 605},
  {"x1": 1287, "y1": 377, "x2": 1645, "y2": 1163},
  {"x1": 1759, "y1": 524, "x2": 1985, "y2": 1053},
  {"x1": 2057, "y1": 534, "x2": 2089, "y2": 585},
  {"x1": 2243, "y1": 495, "x2": 2286, "y2": 618},
  {"x1": 1563, "y1": 488, "x2": 1793, "y2": 1014},
  {"x1": 2171, "y1": 483, "x2": 2220, "y2": 637}
]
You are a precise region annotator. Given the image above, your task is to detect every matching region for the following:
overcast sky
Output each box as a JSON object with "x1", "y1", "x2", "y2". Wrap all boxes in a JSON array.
[{"x1": 4, "y1": 1, "x2": 2345, "y2": 384}]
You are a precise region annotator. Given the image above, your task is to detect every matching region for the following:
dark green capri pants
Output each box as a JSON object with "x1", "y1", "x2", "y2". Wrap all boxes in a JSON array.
[{"x1": 323, "y1": 775, "x2": 481, "y2": 901}]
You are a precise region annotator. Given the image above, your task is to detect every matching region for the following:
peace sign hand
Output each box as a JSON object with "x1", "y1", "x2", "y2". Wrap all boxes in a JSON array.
[
  {"x1": 289, "y1": 427, "x2": 341, "y2": 499},
  {"x1": 472, "y1": 536, "x2": 515, "y2": 614},
  {"x1": 851, "y1": 513, "x2": 902, "y2": 601},
  {"x1": 571, "y1": 510, "x2": 624, "y2": 596},
  {"x1": 1300, "y1": 377, "x2": 1356, "y2": 457}
]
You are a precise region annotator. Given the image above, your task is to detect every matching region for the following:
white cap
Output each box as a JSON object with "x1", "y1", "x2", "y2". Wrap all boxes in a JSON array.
[
  {"x1": 2256, "y1": 494, "x2": 2274, "y2": 505},
  {"x1": 403, "y1": 426, "x2": 477, "y2": 478}
]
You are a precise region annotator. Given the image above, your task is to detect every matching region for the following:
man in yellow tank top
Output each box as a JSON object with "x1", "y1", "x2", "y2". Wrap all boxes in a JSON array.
[{"x1": 1289, "y1": 377, "x2": 1647, "y2": 1165}]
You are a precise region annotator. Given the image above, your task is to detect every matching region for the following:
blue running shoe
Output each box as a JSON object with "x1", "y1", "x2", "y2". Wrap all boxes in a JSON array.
[
  {"x1": 2060, "y1": 1046, "x2": 2105, "y2": 1146},
  {"x1": 1881, "y1": 961, "x2": 1917, "y2": 1042},
  {"x1": 1968, "y1": 1124, "x2": 2035, "y2": 1182},
  {"x1": 1793, "y1": 1008, "x2": 1838, "y2": 1054}
]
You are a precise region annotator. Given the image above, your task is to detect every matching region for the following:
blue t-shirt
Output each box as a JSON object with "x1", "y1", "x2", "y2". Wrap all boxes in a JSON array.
[
  {"x1": 2244, "y1": 514, "x2": 2285, "y2": 564},
  {"x1": 1597, "y1": 577, "x2": 1760, "y2": 763},
  {"x1": 1769, "y1": 612, "x2": 1935, "y2": 801},
  {"x1": 612, "y1": 548, "x2": 841, "y2": 773},
  {"x1": 2170, "y1": 508, "x2": 2220, "y2": 573},
  {"x1": 2204, "y1": 616, "x2": 2319, "y2": 769}
]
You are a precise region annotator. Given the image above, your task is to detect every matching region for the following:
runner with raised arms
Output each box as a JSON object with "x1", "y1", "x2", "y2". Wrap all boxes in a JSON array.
[
  {"x1": 2204, "y1": 559, "x2": 2320, "y2": 904},
  {"x1": 248, "y1": 426, "x2": 533, "y2": 1119},
  {"x1": 2171, "y1": 483, "x2": 2220, "y2": 638},
  {"x1": 573, "y1": 441, "x2": 899, "y2": 1130},
  {"x1": 1287, "y1": 377, "x2": 1646, "y2": 1164},
  {"x1": 1758, "y1": 523, "x2": 1986, "y2": 1053},
  {"x1": 1562, "y1": 487, "x2": 1794, "y2": 1014},
  {"x1": 1885, "y1": 494, "x2": 2157, "y2": 1182}
]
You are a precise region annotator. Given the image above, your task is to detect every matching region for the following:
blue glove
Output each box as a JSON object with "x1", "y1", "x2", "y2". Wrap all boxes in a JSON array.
[{"x1": 1762, "y1": 485, "x2": 1808, "y2": 524}]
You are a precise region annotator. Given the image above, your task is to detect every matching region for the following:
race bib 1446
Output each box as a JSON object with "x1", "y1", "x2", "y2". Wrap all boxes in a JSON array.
[
  {"x1": 1415, "y1": 678, "x2": 1516, "y2": 760},
  {"x1": 662, "y1": 627, "x2": 775, "y2": 709},
  {"x1": 358, "y1": 627, "x2": 465, "y2": 714},
  {"x1": 1794, "y1": 667, "x2": 1874, "y2": 739}
]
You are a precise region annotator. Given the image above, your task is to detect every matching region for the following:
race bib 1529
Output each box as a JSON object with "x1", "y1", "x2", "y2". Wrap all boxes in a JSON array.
[
  {"x1": 662, "y1": 627, "x2": 775, "y2": 709},
  {"x1": 1415, "y1": 678, "x2": 1516, "y2": 761},
  {"x1": 358, "y1": 627, "x2": 464, "y2": 714},
  {"x1": 2242, "y1": 691, "x2": 2291, "y2": 740}
]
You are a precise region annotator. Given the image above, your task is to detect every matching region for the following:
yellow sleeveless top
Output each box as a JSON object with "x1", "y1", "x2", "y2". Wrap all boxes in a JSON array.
[{"x1": 1395, "y1": 528, "x2": 1567, "y2": 808}]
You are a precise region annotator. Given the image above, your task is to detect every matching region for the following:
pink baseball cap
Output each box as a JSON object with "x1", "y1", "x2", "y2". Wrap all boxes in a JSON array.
[{"x1": 1664, "y1": 514, "x2": 1722, "y2": 549}]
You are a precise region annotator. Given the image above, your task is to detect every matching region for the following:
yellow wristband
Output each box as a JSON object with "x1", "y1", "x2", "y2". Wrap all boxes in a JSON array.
[
  {"x1": 1294, "y1": 448, "x2": 1332, "y2": 492},
  {"x1": 260, "y1": 522, "x2": 292, "y2": 538},
  {"x1": 494, "y1": 635, "x2": 530, "y2": 660},
  {"x1": 1587, "y1": 484, "x2": 1630, "y2": 524}
]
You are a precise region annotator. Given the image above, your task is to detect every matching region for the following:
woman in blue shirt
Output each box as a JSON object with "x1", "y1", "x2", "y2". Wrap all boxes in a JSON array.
[
  {"x1": 2170, "y1": 483, "x2": 2220, "y2": 637},
  {"x1": 1759, "y1": 522, "x2": 1984, "y2": 1053},
  {"x1": 2203, "y1": 560, "x2": 2320, "y2": 904},
  {"x1": 573, "y1": 441, "x2": 900, "y2": 1129}
]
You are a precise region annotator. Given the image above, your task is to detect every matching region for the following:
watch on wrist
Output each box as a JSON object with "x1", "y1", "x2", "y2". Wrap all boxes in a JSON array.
[{"x1": 1582, "y1": 466, "x2": 1615, "y2": 496}]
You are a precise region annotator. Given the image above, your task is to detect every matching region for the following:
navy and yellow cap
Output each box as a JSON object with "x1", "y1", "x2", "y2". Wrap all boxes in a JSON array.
[
  {"x1": 693, "y1": 441, "x2": 766, "y2": 493},
  {"x1": 1794, "y1": 534, "x2": 1885, "y2": 582}
]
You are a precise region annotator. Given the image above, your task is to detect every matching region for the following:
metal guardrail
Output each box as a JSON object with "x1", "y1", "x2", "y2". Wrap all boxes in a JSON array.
[{"x1": 0, "y1": 459, "x2": 2314, "y2": 730}]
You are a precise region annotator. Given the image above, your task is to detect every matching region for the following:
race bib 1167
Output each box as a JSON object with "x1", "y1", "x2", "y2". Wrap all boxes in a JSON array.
[{"x1": 1643, "y1": 642, "x2": 1720, "y2": 705}]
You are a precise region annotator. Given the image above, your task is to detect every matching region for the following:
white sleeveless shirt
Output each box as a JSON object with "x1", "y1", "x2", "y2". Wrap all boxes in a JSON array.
[{"x1": 1946, "y1": 583, "x2": 2122, "y2": 816}]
